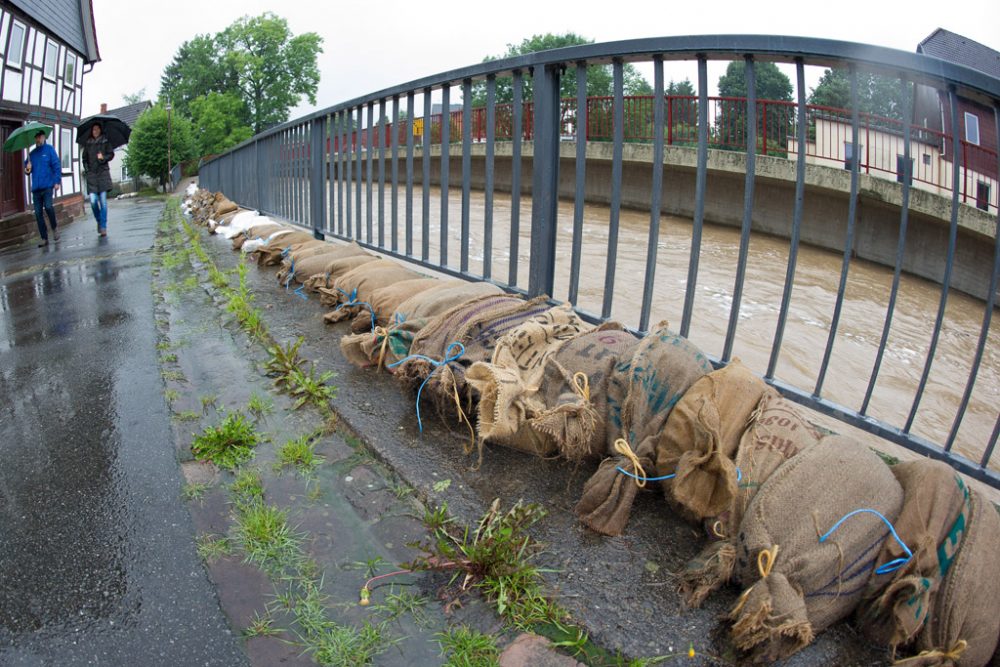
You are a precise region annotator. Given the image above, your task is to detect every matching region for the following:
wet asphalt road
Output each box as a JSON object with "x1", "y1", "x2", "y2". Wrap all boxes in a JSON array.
[{"x1": 0, "y1": 201, "x2": 246, "y2": 666}]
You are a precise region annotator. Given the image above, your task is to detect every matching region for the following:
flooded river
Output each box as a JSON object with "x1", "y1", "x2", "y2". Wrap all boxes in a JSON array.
[{"x1": 327, "y1": 184, "x2": 998, "y2": 468}]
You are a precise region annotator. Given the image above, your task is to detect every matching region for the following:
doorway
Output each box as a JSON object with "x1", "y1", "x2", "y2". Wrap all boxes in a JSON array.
[{"x1": 0, "y1": 120, "x2": 27, "y2": 218}]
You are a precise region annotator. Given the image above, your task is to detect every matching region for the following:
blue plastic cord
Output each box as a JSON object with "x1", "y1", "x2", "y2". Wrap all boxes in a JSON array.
[
  {"x1": 335, "y1": 287, "x2": 376, "y2": 331},
  {"x1": 386, "y1": 341, "x2": 465, "y2": 432},
  {"x1": 293, "y1": 285, "x2": 308, "y2": 301},
  {"x1": 819, "y1": 508, "x2": 913, "y2": 575},
  {"x1": 616, "y1": 465, "x2": 742, "y2": 483},
  {"x1": 284, "y1": 259, "x2": 295, "y2": 289}
]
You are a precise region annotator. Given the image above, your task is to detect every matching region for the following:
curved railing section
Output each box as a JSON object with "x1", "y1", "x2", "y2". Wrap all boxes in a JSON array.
[{"x1": 199, "y1": 35, "x2": 1000, "y2": 487}]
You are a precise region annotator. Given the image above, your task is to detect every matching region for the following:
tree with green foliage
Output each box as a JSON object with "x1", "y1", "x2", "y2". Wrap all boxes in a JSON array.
[
  {"x1": 124, "y1": 105, "x2": 196, "y2": 185},
  {"x1": 189, "y1": 92, "x2": 254, "y2": 155},
  {"x1": 217, "y1": 13, "x2": 323, "y2": 134},
  {"x1": 716, "y1": 60, "x2": 793, "y2": 153},
  {"x1": 159, "y1": 34, "x2": 235, "y2": 119},
  {"x1": 808, "y1": 68, "x2": 911, "y2": 121},
  {"x1": 122, "y1": 88, "x2": 146, "y2": 106}
]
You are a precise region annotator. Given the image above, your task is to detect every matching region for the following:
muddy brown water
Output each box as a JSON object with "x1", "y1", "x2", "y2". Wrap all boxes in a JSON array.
[{"x1": 325, "y1": 185, "x2": 998, "y2": 469}]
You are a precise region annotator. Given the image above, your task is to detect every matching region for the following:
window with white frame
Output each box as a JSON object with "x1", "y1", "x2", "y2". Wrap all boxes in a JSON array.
[
  {"x1": 7, "y1": 20, "x2": 25, "y2": 68},
  {"x1": 965, "y1": 112, "x2": 980, "y2": 145},
  {"x1": 64, "y1": 52, "x2": 76, "y2": 87},
  {"x1": 43, "y1": 40, "x2": 58, "y2": 80},
  {"x1": 60, "y1": 128, "x2": 72, "y2": 170}
]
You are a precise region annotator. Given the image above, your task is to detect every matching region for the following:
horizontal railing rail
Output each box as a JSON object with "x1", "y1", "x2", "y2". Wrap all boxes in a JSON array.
[{"x1": 199, "y1": 35, "x2": 1000, "y2": 488}]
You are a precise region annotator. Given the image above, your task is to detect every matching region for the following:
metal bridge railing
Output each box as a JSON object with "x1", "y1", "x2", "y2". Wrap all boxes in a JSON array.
[{"x1": 199, "y1": 35, "x2": 1000, "y2": 487}]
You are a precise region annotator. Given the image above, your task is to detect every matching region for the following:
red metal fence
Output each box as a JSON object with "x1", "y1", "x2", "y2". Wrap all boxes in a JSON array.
[{"x1": 329, "y1": 95, "x2": 998, "y2": 213}]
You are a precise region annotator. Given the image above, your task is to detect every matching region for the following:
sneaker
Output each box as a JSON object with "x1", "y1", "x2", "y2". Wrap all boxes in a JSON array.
[
  {"x1": 52, "y1": 231, "x2": 60, "y2": 241},
  {"x1": 37, "y1": 240, "x2": 48, "y2": 247},
  {"x1": 99, "y1": 231, "x2": 107, "y2": 237}
]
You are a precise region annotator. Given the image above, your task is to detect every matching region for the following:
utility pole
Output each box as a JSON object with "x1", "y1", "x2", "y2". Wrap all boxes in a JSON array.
[{"x1": 166, "y1": 100, "x2": 172, "y2": 189}]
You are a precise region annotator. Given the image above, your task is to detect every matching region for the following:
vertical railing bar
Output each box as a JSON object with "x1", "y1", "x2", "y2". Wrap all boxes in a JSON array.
[
  {"x1": 325, "y1": 114, "x2": 333, "y2": 233},
  {"x1": 947, "y1": 102, "x2": 1000, "y2": 453},
  {"x1": 767, "y1": 60, "x2": 808, "y2": 379},
  {"x1": 814, "y1": 65, "x2": 861, "y2": 397},
  {"x1": 378, "y1": 98, "x2": 386, "y2": 248},
  {"x1": 440, "y1": 84, "x2": 451, "y2": 267},
  {"x1": 355, "y1": 107, "x2": 363, "y2": 239},
  {"x1": 345, "y1": 110, "x2": 353, "y2": 238},
  {"x1": 528, "y1": 62, "x2": 560, "y2": 298},
  {"x1": 568, "y1": 61, "x2": 587, "y2": 305},
  {"x1": 600, "y1": 58, "x2": 624, "y2": 320},
  {"x1": 721, "y1": 55, "x2": 757, "y2": 362},
  {"x1": 979, "y1": 414, "x2": 1000, "y2": 469},
  {"x1": 905, "y1": 87, "x2": 962, "y2": 433},
  {"x1": 861, "y1": 76, "x2": 915, "y2": 414},
  {"x1": 338, "y1": 111, "x2": 346, "y2": 236},
  {"x1": 483, "y1": 75, "x2": 496, "y2": 280},
  {"x1": 680, "y1": 56, "x2": 709, "y2": 338},
  {"x1": 391, "y1": 95, "x2": 399, "y2": 252},
  {"x1": 405, "y1": 91, "x2": 415, "y2": 257},
  {"x1": 366, "y1": 101, "x2": 374, "y2": 243},
  {"x1": 461, "y1": 78, "x2": 472, "y2": 273},
  {"x1": 639, "y1": 56, "x2": 665, "y2": 333},
  {"x1": 422, "y1": 88, "x2": 431, "y2": 262},
  {"x1": 509, "y1": 70, "x2": 523, "y2": 287}
]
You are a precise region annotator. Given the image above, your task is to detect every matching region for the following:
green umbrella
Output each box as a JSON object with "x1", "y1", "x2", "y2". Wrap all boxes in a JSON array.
[{"x1": 3, "y1": 121, "x2": 52, "y2": 153}]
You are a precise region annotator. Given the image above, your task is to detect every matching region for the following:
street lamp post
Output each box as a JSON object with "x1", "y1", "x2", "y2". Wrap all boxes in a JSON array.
[{"x1": 166, "y1": 101, "x2": 172, "y2": 189}]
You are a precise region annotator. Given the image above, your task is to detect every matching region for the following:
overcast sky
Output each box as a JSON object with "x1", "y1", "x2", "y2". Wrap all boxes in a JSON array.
[{"x1": 83, "y1": 0, "x2": 1000, "y2": 120}]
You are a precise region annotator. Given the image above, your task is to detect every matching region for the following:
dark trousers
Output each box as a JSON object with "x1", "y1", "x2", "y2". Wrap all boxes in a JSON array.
[{"x1": 32, "y1": 188, "x2": 57, "y2": 240}]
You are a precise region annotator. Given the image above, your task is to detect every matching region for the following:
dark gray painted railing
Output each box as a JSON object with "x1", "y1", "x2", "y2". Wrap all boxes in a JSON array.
[{"x1": 199, "y1": 35, "x2": 1000, "y2": 488}]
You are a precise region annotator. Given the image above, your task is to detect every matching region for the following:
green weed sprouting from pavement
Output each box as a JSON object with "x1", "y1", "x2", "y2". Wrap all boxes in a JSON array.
[
  {"x1": 436, "y1": 625, "x2": 501, "y2": 667},
  {"x1": 182, "y1": 482, "x2": 211, "y2": 501},
  {"x1": 191, "y1": 411, "x2": 260, "y2": 469},
  {"x1": 196, "y1": 534, "x2": 233, "y2": 562},
  {"x1": 200, "y1": 393, "x2": 219, "y2": 412},
  {"x1": 161, "y1": 352, "x2": 179, "y2": 363},
  {"x1": 232, "y1": 501, "x2": 302, "y2": 574},
  {"x1": 231, "y1": 467, "x2": 265, "y2": 503},
  {"x1": 374, "y1": 589, "x2": 429, "y2": 626},
  {"x1": 247, "y1": 392, "x2": 274, "y2": 418},
  {"x1": 243, "y1": 610, "x2": 281, "y2": 638},
  {"x1": 349, "y1": 556, "x2": 386, "y2": 579},
  {"x1": 264, "y1": 337, "x2": 306, "y2": 387},
  {"x1": 276, "y1": 434, "x2": 325, "y2": 474},
  {"x1": 161, "y1": 369, "x2": 186, "y2": 382},
  {"x1": 208, "y1": 266, "x2": 230, "y2": 289},
  {"x1": 164, "y1": 388, "x2": 181, "y2": 403},
  {"x1": 287, "y1": 365, "x2": 337, "y2": 410},
  {"x1": 174, "y1": 410, "x2": 201, "y2": 422},
  {"x1": 404, "y1": 499, "x2": 563, "y2": 630}
]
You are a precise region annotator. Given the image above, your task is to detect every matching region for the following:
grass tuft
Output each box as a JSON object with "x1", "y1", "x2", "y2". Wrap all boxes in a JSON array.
[
  {"x1": 191, "y1": 411, "x2": 260, "y2": 469},
  {"x1": 436, "y1": 625, "x2": 501, "y2": 667}
]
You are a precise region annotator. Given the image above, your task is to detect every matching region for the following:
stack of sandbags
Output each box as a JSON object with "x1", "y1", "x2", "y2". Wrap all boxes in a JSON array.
[
  {"x1": 339, "y1": 281, "x2": 506, "y2": 368},
  {"x1": 233, "y1": 223, "x2": 287, "y2": 250},
  {"x1": 727, "y1": 434, "x2": 903, "y2": 662},
  {"x1": 318, "y1": 259, "x2": 427, "y2": 329},
  {"x1": 275, "y1": 242, "x2": 374, "y2": 288},
  {"x1": 856, "y1": 460, "x2": 1000, "y2": 667},
  {"x1": 248, "y1": 231, "x2": 318, "y2": 265},
  {"x1": 574, "y1": 324, "x2": 712, "y2": 535},
  {"x1": 464, "y1": 304, "x2": 592, "y2": 457},
  {"x1": 213, "y1": 209, "x2": 260, "y2": 235}
]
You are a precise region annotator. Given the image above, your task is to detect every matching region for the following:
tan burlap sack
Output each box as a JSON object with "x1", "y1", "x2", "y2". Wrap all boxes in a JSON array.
[
  {"x1": 253, "y1": 231, "x2": 317, "y2": 265},
  {"x1": 215, "y1": 196, "x2": 238, "y2": 216},
  {"x1": 728, "y1": 434, "x2": 903, "y2": 662},
  {"x1": 891, "y1": 483, "x2": 1000, "y2": 667},
  {"x1": 308, "y1": 255, "x2": 381, "y2": 294},
  {"x1": 277, "y1": 244, "x2": 373, "y2": 287},
  {"x1": 231, "y1": 223, "x2": 285, "y2": 250},
  {"x1": 856, "y1": 461, "x2": 971, "y2": 654},
  {"x1": 365, "y1": 278, "x2": 448, "y2": 326},
  {"x1": 656, "y1": 360, "x2": 771, "y2": 521},
  {"x1": 575, "y1": 325, "x2": 712, "y2": 536},
  {"x1": 321, "y1": 259, "x2": 426, "y2": 327},
  {"x1": 338, "y1": 281, "x2": 508, "y2": 369},
  {"x1": 465, "y1": 304, "x2": 590, "y2": 456},
  {"x1": 677, "y1": 389, "x2": 824, "y2": 607}
]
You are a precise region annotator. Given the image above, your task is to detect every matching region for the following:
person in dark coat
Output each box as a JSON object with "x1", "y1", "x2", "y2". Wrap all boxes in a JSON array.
[
  {"x1": 82, "y1": 123, "x2": 114, "y2": 237},
  {"x1": 23, "y1": 130, "x2": 62, "y2": 247}
]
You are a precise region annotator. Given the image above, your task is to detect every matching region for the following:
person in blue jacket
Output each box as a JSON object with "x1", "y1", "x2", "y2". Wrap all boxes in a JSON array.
[{"x1": 23, "y1": 130, "x2": 62, "y2": 247}]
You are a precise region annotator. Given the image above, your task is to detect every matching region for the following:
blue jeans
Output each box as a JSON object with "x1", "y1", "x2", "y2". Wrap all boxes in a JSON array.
[
  {"x1": 89, "y1": 191, "x2": 108, "y2": 230},
  {"x1": 32, "y1": 188, "x2": 57, "y2": 240}
]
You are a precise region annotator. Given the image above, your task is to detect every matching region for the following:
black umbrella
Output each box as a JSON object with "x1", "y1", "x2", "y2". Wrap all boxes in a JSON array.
[{"x1": 76, "y1": 114, "x2": 131, "y2": 149}]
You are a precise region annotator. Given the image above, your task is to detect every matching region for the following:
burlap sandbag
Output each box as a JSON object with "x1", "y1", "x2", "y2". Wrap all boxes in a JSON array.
[
  {"x1": 277, "y1": 244, "x2": 373, "y2": 287},
  {"x1": 338, "y1": 281, "x2": 508, "y2": 369},
  {"x1": 215, "y1": 196, "x2": 238, "y2": 216},
  {"x1": 728, "y1": 434, "x2": 903, "y2": 662},
  {"x1": 574, "y1": 324, "x2": 712, "y2": 536},
  {"x1": 856, "y1": 460, "x2": 971, "y2": 654},
  {"x1": 320, "y1": 259, "x2": 426, "y2": 326},
  {"x1": 656, "y1": 359, "x2": 770, "y2": 521},
  {"x1": 252, "y1": 231, "x2": 317, "y2": 265},
  {"x1": 306, "y1": 255, "x2": 381, "y2": 294},
  {"x1": 465, "y1": 304, "x2": 590, "y2": 457},
  {"x1": 359, "y1": 278, "x2": 448, "y2": 329},
  {"x1": 891, "y1": 483, "x2": 1000, "y2": 667},
  {"x1": 231, "y1": 223, "x2": 285, "y2": 249},
  {"x1": 677, "y1": 389, "x2": 824, "y2": 607}
]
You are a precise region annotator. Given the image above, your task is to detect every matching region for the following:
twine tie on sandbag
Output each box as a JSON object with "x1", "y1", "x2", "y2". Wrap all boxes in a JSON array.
[
  {"x1": 732, "y1": 545, "x2": 780, "y2": 615},
  {"x1": 373, "y1": 326, "x2": 391, "y2": 370},
  {"x1": 614, "y1": 439, "x2": 674, "y2": 487},
  {"x1": 335, "y1": 287, "x2": 376, "y2": 332},
  {"x1": 894, "y1": 640, "x2": 967, "y2": 665},
  {"x1": 572, "y1": 372, "x2": 591, "y2": 402},
  {"x1": 387, "y1": 342, "x2": 466, "y2": 433},
  {"x1": 819, "y1": 508, "x2": 913, "y2": 575}
]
